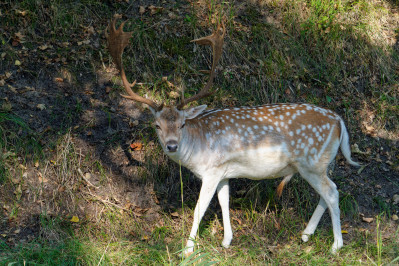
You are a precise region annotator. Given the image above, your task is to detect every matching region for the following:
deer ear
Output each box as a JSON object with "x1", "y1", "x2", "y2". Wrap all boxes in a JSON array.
[
  {"x1": 184, "y1": 105, "x2": 207, "y2": 120},
  {"x1": 148, "y1": 106, "x2": 157, "y2": 116}
]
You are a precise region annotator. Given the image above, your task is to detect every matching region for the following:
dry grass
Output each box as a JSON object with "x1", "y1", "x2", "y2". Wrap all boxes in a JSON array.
[{"x1": 0, "y1": 0, "x2": 398, "y2": 264}]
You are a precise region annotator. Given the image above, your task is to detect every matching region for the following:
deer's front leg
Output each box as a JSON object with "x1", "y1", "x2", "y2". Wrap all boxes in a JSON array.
[
  {"x1": 217, "y1": 179, "x2": 232, "y2": 248},
  {"x1": 184, "y1": 178, "x2": 220, "y2": 256}
]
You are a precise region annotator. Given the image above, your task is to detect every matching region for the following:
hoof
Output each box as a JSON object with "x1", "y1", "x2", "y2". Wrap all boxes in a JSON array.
[
  {"x1": 222, "y1": 240, "x2": 231, "y2": 248},
  {"x1": 330, "y1": 242, "x2": 342, "y2": 255},
  {"x1": 301, "y1": 234, "x2": 310, "y2": 242}
]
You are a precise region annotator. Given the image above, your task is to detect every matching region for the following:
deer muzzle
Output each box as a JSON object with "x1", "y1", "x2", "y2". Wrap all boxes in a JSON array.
[{"x1": 166, "y1": 140, "x2": 178, "y2": 152}]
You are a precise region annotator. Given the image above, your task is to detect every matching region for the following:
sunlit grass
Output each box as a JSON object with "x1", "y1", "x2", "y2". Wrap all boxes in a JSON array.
[{"x1": 0, "y1": 0, "x2": 398, "y2": 264}]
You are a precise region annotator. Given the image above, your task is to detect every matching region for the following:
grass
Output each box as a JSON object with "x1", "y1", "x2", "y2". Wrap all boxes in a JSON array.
[{"x1": 0, "y1": 0, "x2": 399, "y2": 264}]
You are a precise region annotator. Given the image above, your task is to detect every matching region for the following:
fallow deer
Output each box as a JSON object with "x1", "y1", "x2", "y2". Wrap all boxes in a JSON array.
[{"x1": 107, "y1": 16, "x2": 359, "y2": 255}]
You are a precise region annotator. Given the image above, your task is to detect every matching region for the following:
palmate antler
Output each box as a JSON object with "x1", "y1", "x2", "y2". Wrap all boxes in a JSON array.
[
  {"x1": 107, "y1": 15, "x2": 225, "y2": 110},
  {"x1": 107, "y1": 15, "x2": 162, "y2": 111},
  {"x1": 177, "y1": 22, "x2": 225, "y2": 109}
]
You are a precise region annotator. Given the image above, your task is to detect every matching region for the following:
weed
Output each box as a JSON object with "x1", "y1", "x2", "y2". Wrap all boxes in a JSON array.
[{"x1": 1, "y1": 0, "x2": 398, "y2": 265}]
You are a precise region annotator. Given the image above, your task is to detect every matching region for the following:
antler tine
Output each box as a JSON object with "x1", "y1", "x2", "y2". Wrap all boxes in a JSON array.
[
  {"x1": 177, "y1": 21, "x2": 226, "y2": 109},
  {"x1": 107, "y1": 16, "x2": 162, "y2": 111}
]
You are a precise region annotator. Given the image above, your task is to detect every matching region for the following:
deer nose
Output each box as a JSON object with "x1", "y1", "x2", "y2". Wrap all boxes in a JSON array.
[{"x1": 166, "y1": 141, "x2": 178, "y2": 152}]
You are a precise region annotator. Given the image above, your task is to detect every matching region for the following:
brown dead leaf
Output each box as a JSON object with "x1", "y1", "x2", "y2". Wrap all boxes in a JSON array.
[
  {"x1": 362, "y1": 217, "x2": 374, "y2": 223},
  {"x1": 7, "y1": 85, "x2": 17, "y2": 93},
  {"x1": 16, "y1": 10, "x2": 28, "y2": 16},
  {"x1": 15, "y1": 32, "x2": 24, "y2": 40},
  {"x1": 55, "y1": 77, "x2": 63, "y2": 83},
  {"x1": 139, "y1": 6, "x2": 146, "y2": 15},
  {"x1": 105, "y1": 86, "x2": 112, "y2": 93},
  {"x1": 304, "y1": 246, "x2": 313, "y2": 254},
  {"x1": 232, "y1": 217, "x2": 242, "y2": 225},
  {"x1": 169, "y1": 91, "x2": 180, "y2": 99},
  {"x1": 36, "y1": 104, "x2": 46, "y2": 110},
  {"x1": 11, "y1": 177, "x2": 20, "y2": 184},
  {"x1": 141, "y1": 235, "x2": 150, "y2": 241},
  {"x1": 130, "y1": 142, "x2": 143, "y2": 151},
  {"x1": 1, "y1": 102, "x2": 12, "y2": 111},
  {"x1": 38, "y1": 173, "x2": 48, "y2": 183},
  {"x1": 170, "y1": 211, "x2": 179, "y2": 218},
  {"x1": 148, "y1": 5, "x2": 163, "y2": 15},
  {"x1": 38, "y1": 45, "x2": 50, "y2": 50},
  {"x1": 129, "y1": 120, "x2": 139, "y2": 128}
]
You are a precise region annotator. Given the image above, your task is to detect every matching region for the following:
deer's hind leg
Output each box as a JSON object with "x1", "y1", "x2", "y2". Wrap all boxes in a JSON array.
[{"x1": 299, "y1": 168, "x2": 343, "y2": 254}]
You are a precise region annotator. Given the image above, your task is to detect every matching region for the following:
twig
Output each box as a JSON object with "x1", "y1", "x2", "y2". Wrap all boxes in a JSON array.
[
  {"x1": 83, "y1": 190, "x2": 129, "y2": 211},
  {"x1": 98, "y1": 234, "x2": 113, "y2": 266},
  {"x1": 77, "y1": 168, "x2": 99, "y2": 189}
]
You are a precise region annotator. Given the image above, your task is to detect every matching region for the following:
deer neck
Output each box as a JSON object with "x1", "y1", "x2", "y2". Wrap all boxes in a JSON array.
[{"x1": 162, "y1": 123, "x2": 204, "y2": 170}]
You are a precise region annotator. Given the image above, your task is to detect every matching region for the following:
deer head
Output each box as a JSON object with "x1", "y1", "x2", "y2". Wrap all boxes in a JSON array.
[{"x1": 107, "y1": 15, "x2": 225, "y2": 153}]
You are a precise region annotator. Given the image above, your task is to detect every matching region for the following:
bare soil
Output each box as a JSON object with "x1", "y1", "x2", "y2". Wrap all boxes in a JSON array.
[{"x1": 0, "y1": 0, "x2": 398, "y2": 251}]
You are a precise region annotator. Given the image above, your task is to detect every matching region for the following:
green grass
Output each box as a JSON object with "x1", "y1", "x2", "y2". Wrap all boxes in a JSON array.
[{"x1": 0, "y1": 0, "x2": 398, "y2": 264}]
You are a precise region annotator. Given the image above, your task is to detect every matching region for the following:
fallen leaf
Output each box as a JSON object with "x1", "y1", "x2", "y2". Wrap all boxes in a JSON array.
[
  {"x1": 16, "y1": 10, "x2": 28, "y2": 16},
  {"x1": 341, "y1": 230, "x2": 348, "y2": 234},
  {"x1": 38, "y1": 173, "x2": 48, "y2": 183},
  {"x1": 55, "y1": 77, "x2": 63, "y2": 83},
  {"x1": 37, "y1": 104, "x2": 46, "y2": 110},
  {"x1": 129, "y1": 120, "x2": 139, "y2": 127},
  {"x1": 141, "y1": 235, "x2": 150, "y2": 241},
  {"x1": 38, "y1": 45, "x2": 49, "y2": 50},
  {"x1": 70, "y1": 216, "x2": 79, "y2": 223},
  {"x1": 1, "y1": 102, "x2": 12, "y2": 111},
  {"x1": 7, "y1": 85, "x2": 17, "y2": 93},
  {"x1": 362, "y1": 217, "x2": 373, "y2": 223},
  {"x1": 304, "y1": 246, "x2": 313, "y2": 254},
  {"x1": 169, "y1": 91, "x2": 180, "y2": 99},
  {"x1": 392, "y1": 214, "x2": 398, "y2": 221},
  {"x1": 148, "y1": 5, "x2": 163, "y2": 15},
  {"x1": 170, "y1": 211, "x2": 179, "y2": 218},
  {"x1": 139, "y1": 6, "x2": 146, "y2": 14},
  {"x1": 393, "y1": 194, "x2": 399, "y2": 205},
  {"x1": 105, "y1": 86, "x2": 112, "y2": 93},
  {"x1": 11, "y1": 177, "x2": 20, "y2": 184},
  {"x1": 14, "y1": 32, "x2": 25, "y2": 41},
  {"x1": 14, "y1": 60, "x2": 22, "y2": 66},
  {"x1": 232, "y1": 217, "x2": 242, "y2": 225},
  {"x1": 130, "y1": 142, "x2": 143, "y2": 151}
]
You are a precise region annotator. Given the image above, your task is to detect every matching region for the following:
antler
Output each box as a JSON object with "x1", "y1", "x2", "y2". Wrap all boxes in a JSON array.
[
  {"x1": 177, "y1": 22, "x2": 226, "y2": 109},
  {"x1": 107, "y1": 15, "x2": 162, "y2": 111}
]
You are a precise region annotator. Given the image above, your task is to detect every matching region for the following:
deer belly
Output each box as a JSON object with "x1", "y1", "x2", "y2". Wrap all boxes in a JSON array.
[{"x1": 224, "y1": 145, "x2": 294, "y2": 180}]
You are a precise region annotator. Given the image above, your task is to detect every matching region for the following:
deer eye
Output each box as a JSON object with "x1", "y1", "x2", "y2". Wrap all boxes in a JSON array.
[
  {"x1": 180, "y1": 123, "x2": 185, "y2": 129},
  {"x1": 155, "y1": 125, "x2": 161, "y2": 130}
]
